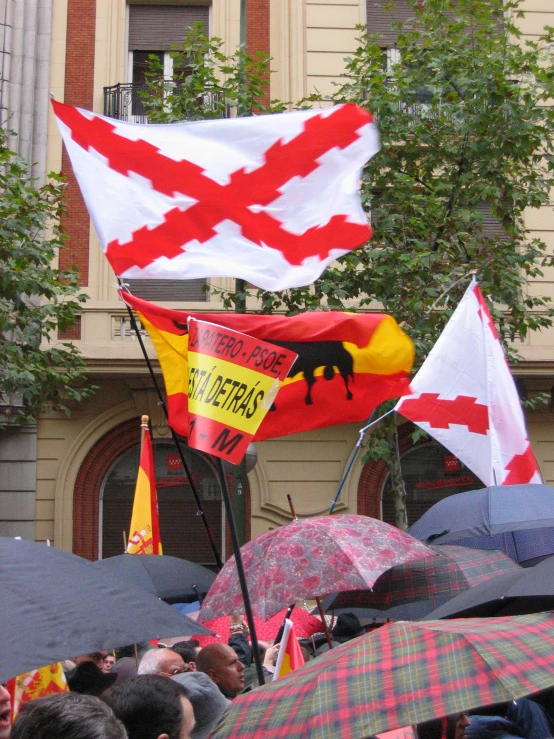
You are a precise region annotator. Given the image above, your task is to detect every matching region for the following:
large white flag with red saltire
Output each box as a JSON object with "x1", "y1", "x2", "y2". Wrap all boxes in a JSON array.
[
  {"x1": 51, "y1": 100, "x2": 379, "y2": 291},
  {"x1": 395, "y1": 280, "x2": 541, "y2": 486}
]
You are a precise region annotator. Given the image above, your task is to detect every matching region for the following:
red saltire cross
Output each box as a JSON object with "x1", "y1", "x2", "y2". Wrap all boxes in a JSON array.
[{"x1": 53, "y1": 101, "x2": 372, "y2": 274}]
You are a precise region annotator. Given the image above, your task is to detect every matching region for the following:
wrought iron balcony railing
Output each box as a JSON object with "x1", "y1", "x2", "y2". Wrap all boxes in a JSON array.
[{"x1": 103, "y1": 82, "x2": 227, "y2": 123}]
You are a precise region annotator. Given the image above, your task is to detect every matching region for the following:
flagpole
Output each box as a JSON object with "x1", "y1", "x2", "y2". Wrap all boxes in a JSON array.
[
  {"x1": 329, "y1": 270, "x2": 479, "y2": 515},
  {"x1": 121, "y1": 288, "x2": 224, "y2": 570},
  {"x1": 216, "y1": 456, "x2": 266, "y2": 686}
]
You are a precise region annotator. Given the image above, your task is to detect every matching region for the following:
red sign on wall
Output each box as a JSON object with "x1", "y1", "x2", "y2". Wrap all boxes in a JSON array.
[
  {"x1": 167, "y1": 453, "x2": 183, "y2": 472},
  {"x1": 443, "y1": 454, "x2": 461, "y2": 473}
]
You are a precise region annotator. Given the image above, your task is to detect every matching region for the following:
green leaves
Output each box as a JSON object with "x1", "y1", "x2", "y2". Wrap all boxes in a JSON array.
[
  {"x1": 139, "y1": 22, "x2": 287, "y2": 124},
  {"x1": 0, "y1": 128, "x2": 96, "y2": 427}
]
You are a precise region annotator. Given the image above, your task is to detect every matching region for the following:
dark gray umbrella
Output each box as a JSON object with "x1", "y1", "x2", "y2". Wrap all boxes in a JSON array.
[
  {"x1": 91, "y1": 554, "x2": 216, "y2": 604},
  {"x1": 408, "y1": 484, "x2": 554, "y2": 564},
  {"x1": 1, "y1": 537, "x2": 213, "y2": 683},
  {"x1": 422, "y1": 555, "x2": 554, "y2": 619}
]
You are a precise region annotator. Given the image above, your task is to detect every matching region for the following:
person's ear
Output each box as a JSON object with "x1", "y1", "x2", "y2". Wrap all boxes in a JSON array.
[{"x1": 207, "y1": 667, "x2": 219, "y2": 684}]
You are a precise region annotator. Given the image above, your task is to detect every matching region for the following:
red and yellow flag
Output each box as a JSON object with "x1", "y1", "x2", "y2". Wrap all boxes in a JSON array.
[
  {"x1": 127, "y1": 419, "x2": 162, "y2": 554},
  {"x1": 273, "y1": 619, "x2": 305, "y2": 680},
  {"x1": 6, "y1": 663, "x2": 68, "y2": 721},
  {"x1": 122, "y1": 292, "x2": 414, "y2": 441}
]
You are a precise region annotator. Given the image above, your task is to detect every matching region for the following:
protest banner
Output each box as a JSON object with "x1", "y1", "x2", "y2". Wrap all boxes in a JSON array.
[{"x1": 187, "y1": 318, "x2": 297, "y2": 464}]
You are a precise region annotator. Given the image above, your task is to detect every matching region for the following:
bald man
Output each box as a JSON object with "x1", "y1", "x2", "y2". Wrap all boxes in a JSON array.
[{"x1": 195, "y1": 644, "x2": 245, "y2": 699}]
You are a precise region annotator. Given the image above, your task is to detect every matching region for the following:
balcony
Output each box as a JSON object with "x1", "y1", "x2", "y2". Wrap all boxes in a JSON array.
[{"x1": 103, "y1": 82, "x2": 227, "y2": 123}]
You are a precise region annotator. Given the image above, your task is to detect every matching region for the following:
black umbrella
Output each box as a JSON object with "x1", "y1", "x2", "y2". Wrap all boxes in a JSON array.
[
  {"x1": 1, "y1": 537, "x2": 213, "y2": 683},
  {"x1": 91, "y1": 554, "x2": 216, "y2": 604},
  {"x1": 422, "y1": 555, "x2": 554, "y2": 619},
  {"x1": 408, "y1": 484, "x2": 554, "y2": 564},
  {"x1": 317, "y1": 597, "x2": 444, "y2": 622}
]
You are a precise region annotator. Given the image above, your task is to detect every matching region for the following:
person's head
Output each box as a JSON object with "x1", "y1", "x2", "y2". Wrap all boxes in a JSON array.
[
  {"x1": 453, "y1": 712, "x2": 471, "y2": 739},
  {"x1": 103, "y1": 675, "x2": 195, "y2": 739},
  {"x1": 72, "y1": 652, "x2": 108, "y2": 668},
  {"x1": 10, "y1": 692, "x2": 127, "y2": 739},
  {"x1": 169, "y1": 641, "x2": 201, "y2": 672},
  {"x1": 103, "y1": 655, "x2": 116, "y2": 673},
  {"x1": 66, "y1": 660, "x2": 117, "y2": 696},
  {"x1": 172, "y1": 672, "x2": 230, "y2": 739},
  {"x1": 111, "y1": 658, "x2": 139, "y2": 687},
  {"x1": 195, "y1": 644, "x2": 245, "y2": 698},
  {"x1": 137, "y1": 648, "x2": 186, "y2": 678},
  {"x1": 0, "y1": 684, "x2": 11, "y2": 739}
]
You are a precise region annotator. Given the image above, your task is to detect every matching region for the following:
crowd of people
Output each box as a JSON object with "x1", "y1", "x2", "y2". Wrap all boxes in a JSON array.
[{"x1": 2, "y1": 612, "x2": 554, "y2": 739}]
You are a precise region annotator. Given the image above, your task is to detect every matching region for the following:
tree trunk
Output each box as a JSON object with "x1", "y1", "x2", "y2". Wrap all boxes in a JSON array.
[{"x1": 388, "y1": 425, "x2": 408, "y2": 531}]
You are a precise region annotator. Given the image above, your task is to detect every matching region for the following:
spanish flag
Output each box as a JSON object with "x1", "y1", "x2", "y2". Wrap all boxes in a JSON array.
[
  {"x1": 122, "y1": 293, "x2": 414, "y2": 441},
  {"x1": 273, "y1": 619, "x2": 305, "y2": 680},
  {"x1": 6, "y1": 663, "x2": 68, "y2": 721},
  {"x1": 127, "y1": 417, "x2": 162, "y2": 555}
]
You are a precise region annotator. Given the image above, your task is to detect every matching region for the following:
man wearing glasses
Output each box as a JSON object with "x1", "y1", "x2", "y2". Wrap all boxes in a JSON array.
[{"x1": 137, "y1": 648, "x2": 188, "y2": 678}]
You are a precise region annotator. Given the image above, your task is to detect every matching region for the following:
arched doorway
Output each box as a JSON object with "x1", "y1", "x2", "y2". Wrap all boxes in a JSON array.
[
  {"x1": 100, "y1": 440, "x2": 224, "y2": 564},
  {"x1": 357, "y1": 423, "x2": 484, "y2": 528},
  {"x1": 73, "y1": 417, "x2": 246, "y2": 564}
]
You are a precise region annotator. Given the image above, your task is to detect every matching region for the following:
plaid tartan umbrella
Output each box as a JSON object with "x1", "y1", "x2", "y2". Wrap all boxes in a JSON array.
[
  {"x1": 198, "y1": 514, "x2": 433, "y2": 621},
  {"x1": 210, "y1": 612, "x2": 554, "y2": 739},
  {"x1": 325, "y1": 545, "x2": 520, "y2": 612}
]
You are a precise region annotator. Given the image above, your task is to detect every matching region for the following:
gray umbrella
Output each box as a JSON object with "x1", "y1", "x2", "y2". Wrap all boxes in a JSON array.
[
  {"x1": 422, "y1": 555, "x2": 554, "y2": 619},
  {"x1": 91, "y1": 554, "x2": 216, "y2": 604},
  {"x1": 1, "y1": 537, "x2": 213, "y2": 683},
  {"x1": 408, "y1": 484, "x2": 554, "y2": 563}
]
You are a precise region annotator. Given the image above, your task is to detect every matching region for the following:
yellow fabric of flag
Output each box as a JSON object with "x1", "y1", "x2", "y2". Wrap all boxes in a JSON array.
[
  {"x1": 7, "y1": 662, "x2": 68, "y2": 720},
  {"x1": 127, "y1": 427, "x2": 162, "y2": 554}
]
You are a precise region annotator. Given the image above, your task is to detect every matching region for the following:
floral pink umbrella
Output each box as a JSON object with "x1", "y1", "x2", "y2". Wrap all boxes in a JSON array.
[
  {"x1": 195, "y1": 608, "x2": 325, "y2": 647},
  {"x1": 198, "y1": 514, "x2": 434, "y2": 622}
]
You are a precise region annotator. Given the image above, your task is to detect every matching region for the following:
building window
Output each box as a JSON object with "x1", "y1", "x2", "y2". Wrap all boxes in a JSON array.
[
  {"x1": 381, "y1": 442, "x2": 484, "y2": 528},
  {"x1": 100, "y1": 439, "x2": 223, "y2": 565}
]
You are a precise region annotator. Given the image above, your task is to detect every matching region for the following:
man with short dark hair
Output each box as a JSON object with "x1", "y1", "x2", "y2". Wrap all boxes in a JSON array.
[
  {"x1": 10, "y1": 692, "x2": 127, "y2": 739},
  {"x1": 102, "y1": 675, "x2": 195, "y2": 739},
  {"x1": 195, "y1": 644, "x2": 245, "y2": 699},
  {"x1": 170, "y1": 641, "x2": 201, "y2": 672}
]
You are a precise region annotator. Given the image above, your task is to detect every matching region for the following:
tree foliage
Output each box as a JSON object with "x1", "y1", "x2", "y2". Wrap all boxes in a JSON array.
[
  {"x1": 141, "y1": 5, "x2": 554, "y2": 526},
  {"x1": 0, "y1": 126, "x2": 95, "y2": 427},
  {"x1": 140, "y1": 23, "x2": 287, "y2": 123},
  {"x1": 246, "y1": 0, "x2": 554, "y2": 353}
]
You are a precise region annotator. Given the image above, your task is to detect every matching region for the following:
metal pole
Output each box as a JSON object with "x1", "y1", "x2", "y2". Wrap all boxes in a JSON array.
[
  {"x1": 217, "y1": 457, "x2": 265, "y2": 686},
  {"x1": 122, "y1": 291, "x2": 224, "y2": 570}
]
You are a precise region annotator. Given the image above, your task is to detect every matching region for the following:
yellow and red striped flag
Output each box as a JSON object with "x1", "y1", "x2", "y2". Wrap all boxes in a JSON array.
[
  {"x1": 273, "y1": 619, "x2": 305, "y2": 681},
  {"x1": 127, "y1": 417, "x2": 162, "y2": 555},
  {"x1": 6, "y1": 662, "x2": 68, "y2": 721}
]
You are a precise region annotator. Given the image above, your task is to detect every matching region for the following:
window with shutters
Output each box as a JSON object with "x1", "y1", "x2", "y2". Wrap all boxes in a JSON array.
[
  {"x1": 101, "y1": 6, "x2": 212, "y2": 300},
  {"x1": 126, "y1": 4, "x2": 210, "y2": 121}
]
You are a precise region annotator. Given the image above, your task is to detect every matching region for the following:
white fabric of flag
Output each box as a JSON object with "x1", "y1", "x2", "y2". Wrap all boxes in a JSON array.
[
  {"x1": 52, "y1": 100, "x2": 380, "y2": 291},
  {"x1": 395, "y1": 280, "x2": 541, "y2": 486}
]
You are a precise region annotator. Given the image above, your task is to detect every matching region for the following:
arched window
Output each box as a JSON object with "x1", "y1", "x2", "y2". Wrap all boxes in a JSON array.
[
  {"x1": 381, "y1": 442, "x2": 484, "y2": 528},
  {"x1": 100, "y1": 440, "x2": 224, "y2": 564}
]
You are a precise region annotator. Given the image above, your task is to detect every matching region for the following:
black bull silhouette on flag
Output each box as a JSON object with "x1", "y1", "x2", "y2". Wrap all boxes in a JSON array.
[{"x1": 174, "y1": 320, "x2": 355, "y2": 408}]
